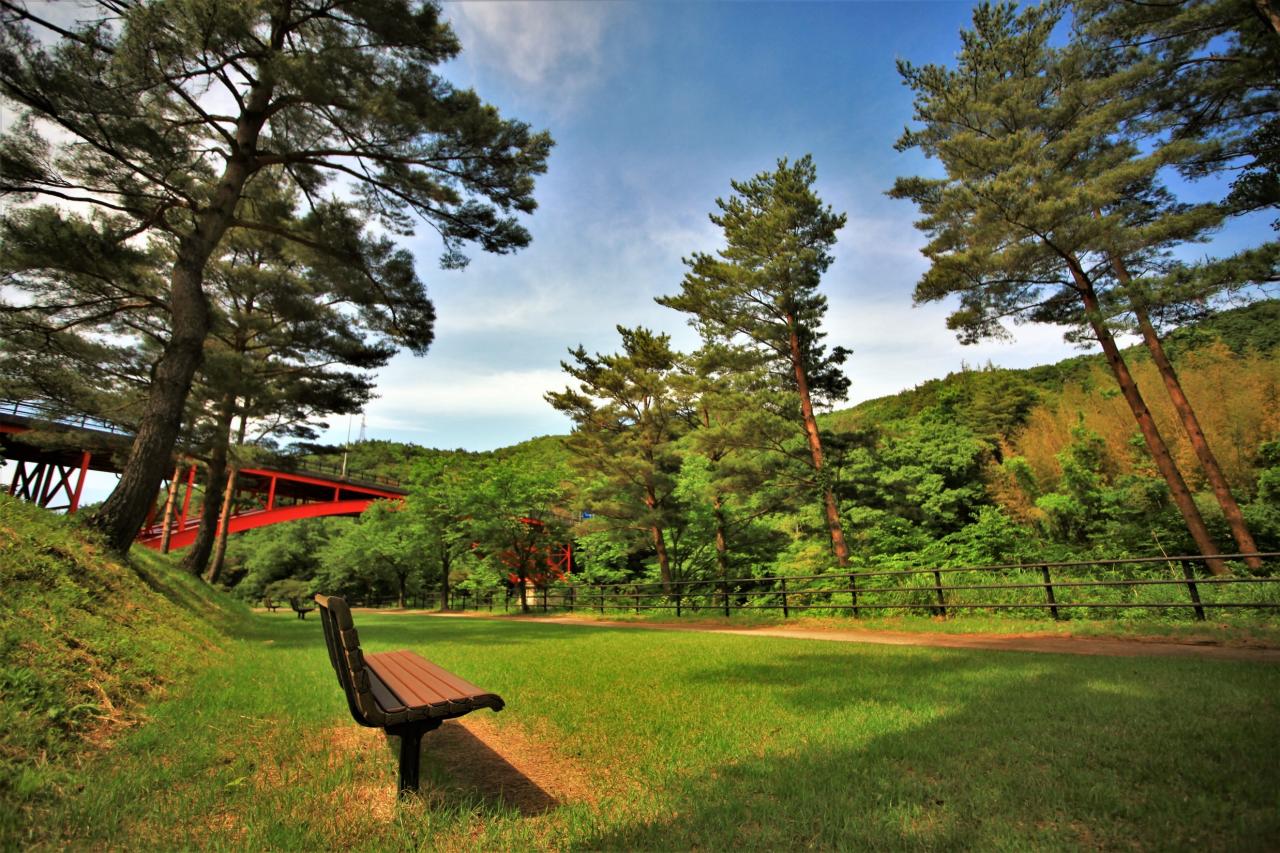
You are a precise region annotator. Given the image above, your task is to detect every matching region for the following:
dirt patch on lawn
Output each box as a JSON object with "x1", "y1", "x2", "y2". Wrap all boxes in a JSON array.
[
  {"x1": 301, "y1": 716, "x2": 596, "y2": 822},
  {"x1": 417, "y1": 612, "x2": 1280, "y2": 663},
  {"x1": 429, "y1": 715, "x2": 597, "y2": 816}
]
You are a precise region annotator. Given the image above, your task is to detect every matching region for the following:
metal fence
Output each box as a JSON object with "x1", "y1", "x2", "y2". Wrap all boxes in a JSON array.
[{"x1": 489, "y1": 553, "x2": 1280, "y2": 622}]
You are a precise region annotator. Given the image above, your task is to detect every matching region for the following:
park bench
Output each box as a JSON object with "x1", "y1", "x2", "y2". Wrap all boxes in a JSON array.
[{"x1": 314, "y1": 594, "x2": 505, "y2": 795}]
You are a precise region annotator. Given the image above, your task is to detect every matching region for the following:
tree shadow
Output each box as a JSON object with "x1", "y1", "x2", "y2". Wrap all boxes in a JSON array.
[
  {"x1": 351, "y1": 618, "x2": 603, "y2": 650},
  {"x1": 576, "y1": 651, "x2": 1280, "y2": 850}
]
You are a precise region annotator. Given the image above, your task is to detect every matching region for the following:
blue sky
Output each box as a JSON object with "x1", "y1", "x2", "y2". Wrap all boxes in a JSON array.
[
  {"x1": 350, "y1": 0, "x2": 1267, "y2": 453},
  {"x1": 337, "y1": 0, "x2": 1027, "y2": 452}
]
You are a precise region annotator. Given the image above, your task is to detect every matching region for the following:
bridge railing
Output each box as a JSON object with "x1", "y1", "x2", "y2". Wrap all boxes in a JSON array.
[
  {"x1": 265, "y1": 456, "x2": 402, "y2": 489},
  {"x1": 496, "y1": 552, "x2": 1280, "y2": 622},
  {"x1": 4, "y1": 398, "x2": 401, "y2": 490},
  {"x1": 0, "y1": 399, "x2": 133, "y2": 437}
]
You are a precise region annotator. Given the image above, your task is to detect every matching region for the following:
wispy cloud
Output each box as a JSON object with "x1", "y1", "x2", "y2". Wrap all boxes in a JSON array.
[
  {"x1": 446, "y1": 1, "x2": 631, "y2": 113},
  {"x1": 373, "y1": 365, "x2": 568, "y2": 419}
]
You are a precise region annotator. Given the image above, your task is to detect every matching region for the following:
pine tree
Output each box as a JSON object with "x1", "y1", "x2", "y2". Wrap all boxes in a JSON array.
[
  {"x1": 890, "y1": 1, "x2": 1235, "y2": 573},
  {"x1": 0, "y1": 1, "x2": 551, "y2": 552},
  {"x1": 1076, "y1": 0, "x2": 1280, "y2": 224},
  {"x1": 546, "y1": 327, "x2": 690, "y2": 591},
  {"x1": 658, "y1": 156, "x2": 853, "y2": 567},
  {"x1": 183, "y1": 208, "x2": 411, "y2": 580},
  {"x1": 677, "y1": 344, "x2": 795, "y2": 582}
]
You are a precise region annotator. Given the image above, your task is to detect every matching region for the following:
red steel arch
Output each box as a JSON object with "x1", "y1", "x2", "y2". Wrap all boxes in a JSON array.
[{"x1": 137, "y1": 467, "x2": 405, "y2": 550}]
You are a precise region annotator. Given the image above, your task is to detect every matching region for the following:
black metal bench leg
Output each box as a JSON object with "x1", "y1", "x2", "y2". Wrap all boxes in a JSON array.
[{"x1": 388, "y1": 721, "x2": 439, "y2": 797}]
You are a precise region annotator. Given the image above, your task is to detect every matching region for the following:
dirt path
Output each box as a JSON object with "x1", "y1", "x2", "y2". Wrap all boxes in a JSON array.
[{"x1": 419, "y1": 611, "x2": 1280, "y2": 663}]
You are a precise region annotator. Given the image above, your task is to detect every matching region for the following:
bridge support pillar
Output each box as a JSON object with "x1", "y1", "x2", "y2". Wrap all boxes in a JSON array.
[{"x1": 7, "y1": 454, "x2": 92, "y2": 512}]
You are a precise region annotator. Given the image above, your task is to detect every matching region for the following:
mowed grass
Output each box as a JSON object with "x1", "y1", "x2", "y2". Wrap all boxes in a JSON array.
[
  {"x1": 17, "y1": 612, "x2": 1280, "y2": 851},
  {"x1": 491, "y1": 605, "x2": 1280, "y2": 647}
]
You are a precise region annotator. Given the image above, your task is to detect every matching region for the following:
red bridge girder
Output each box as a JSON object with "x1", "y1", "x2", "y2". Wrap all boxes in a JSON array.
[
  {"x1": 138, "y1": 498, "x2": 390, "y2": 550},
  {"x1": 138, "y1": 467, "x2": 405, "y2": 550},
  {"x1": 2, "y1": 403, "x2": 407, "y2": 549}
]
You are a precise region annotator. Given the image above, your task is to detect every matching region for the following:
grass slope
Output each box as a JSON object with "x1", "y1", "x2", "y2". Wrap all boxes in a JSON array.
[
  {"x1": 16, "y1": 609, "x2": 1280, "y2": 850},
  {"x1": 0, "y1": 495, "x2": 251, "y2": 841}
]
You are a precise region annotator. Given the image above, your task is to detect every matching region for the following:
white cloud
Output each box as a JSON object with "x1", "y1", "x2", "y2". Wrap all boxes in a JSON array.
[
  {"x1": 371, "y1": 365, "x2": 568, "y2": 421},
  {"x1": 446, "y1": 1, "x2": 630, "y2": 112}
]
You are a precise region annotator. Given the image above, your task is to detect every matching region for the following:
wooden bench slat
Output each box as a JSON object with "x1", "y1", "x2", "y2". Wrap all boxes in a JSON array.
[
  {"x1": 376, "y1": 650, "x2": 493, "y2": 703},
  {"x1": 367, "y1": 651, "x2": 481, "y2": 714},
  {"x1": 366, "y1": 651, "x2": 452, "y2": 709}
]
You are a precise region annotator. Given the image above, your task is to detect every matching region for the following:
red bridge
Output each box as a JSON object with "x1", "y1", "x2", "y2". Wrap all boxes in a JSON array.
[{"x1": 1, "y1": 400, "x2": 405, "y2": 549}]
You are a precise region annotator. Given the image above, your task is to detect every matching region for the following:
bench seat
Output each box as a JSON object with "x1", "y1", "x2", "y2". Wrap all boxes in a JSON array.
[
  {"x1": 364, "y1": 650, "x2": 504, "y2": 718},
  {"x1": 315, "y1": 594, "x2": 505, "y2": 795}
]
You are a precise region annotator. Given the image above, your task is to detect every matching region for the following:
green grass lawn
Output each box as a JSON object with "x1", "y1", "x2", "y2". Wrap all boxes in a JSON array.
[
  {"x1": 483, "y1": 605, "x2": 1280, "y2": 647},
  {"x1": 16, "y1": 612, "x2": 1280, "y2": 851}
]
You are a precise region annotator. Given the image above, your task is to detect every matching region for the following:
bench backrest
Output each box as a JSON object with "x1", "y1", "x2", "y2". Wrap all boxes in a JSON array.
[{"x1": 314, "y1": 594, "x2": 388, "y2": 727}]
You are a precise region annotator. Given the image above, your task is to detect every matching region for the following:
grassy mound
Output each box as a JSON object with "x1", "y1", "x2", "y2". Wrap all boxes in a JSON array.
[{"x1": 0, "y1": 494, "x2": 249, "y2": 830}]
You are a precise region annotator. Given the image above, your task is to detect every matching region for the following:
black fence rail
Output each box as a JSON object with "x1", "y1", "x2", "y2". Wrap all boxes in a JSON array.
[{"x1": 490, "y1": 553, "x2": 1280, "y2": 622}]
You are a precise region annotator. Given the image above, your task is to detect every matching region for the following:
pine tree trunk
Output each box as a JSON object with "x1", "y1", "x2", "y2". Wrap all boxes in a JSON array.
[
  {"x1": 439, "y1": 542, "x2": 451, "y2": 611},
  {"x1": 205, "y1": 466, "x2": 237, "y2": 585},
  {"x1": 787, "y1": 315, "x2": 850, "y2": 567},
  {"x1": 88, "y1": 79, "x2": 273, "y2": 554},
  {"x1": 1111, "y1": 260, "x2": 1262, "y2": 568},
  {"x1": 1255, "y1": 0, "x2": 1280, "y2": 36},
  {"x1": 1067, "y1": 260, "x2": 1228, "y2": 575},
  {"x1": 651, "y1": 523, "x2": 673, "y2": 592},
  {"x1": 158, "y1": 463, "x2": 183, "y2": 554},
  {"x1": 182, "y1": 399, "x2": 236, "y2": 576},
  {"x1": 712, "y1": 495, "x2": 730, "y2": 581},
  {"x1": 90, "y1": 264, "x2": 210, "y2": 553}
]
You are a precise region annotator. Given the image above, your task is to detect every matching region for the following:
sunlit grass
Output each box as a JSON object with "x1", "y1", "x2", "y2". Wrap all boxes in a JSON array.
[
  {"x1": 472, "y1": 602, "x2": 1280, "y2": 647},
  {"x1": 13, "y1": 611, "x2": 1280, "y2": 850}
]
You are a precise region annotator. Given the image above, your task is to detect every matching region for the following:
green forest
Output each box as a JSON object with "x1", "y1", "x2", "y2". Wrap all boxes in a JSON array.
[{"x1": 223, "y1": 299, "x2": 1280, "y2": 613}]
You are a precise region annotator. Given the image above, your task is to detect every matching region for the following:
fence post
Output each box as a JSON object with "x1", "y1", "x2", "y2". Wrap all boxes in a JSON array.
[
  {"x1": 569, "y1": 584, "x2": 576, "y2": 612},
  {"x1": 1039, "y1": 563, "x2": 1061, "y2": 621},
  {"x1": 676, "y1": 588, "x2": 682, "y2": 618},
  {"x1": 850, "y1": 572, "x2": 859, "y2": 618},
  {"x1": 542, "y1": 586, "x2": 548, "y2": 613},
  {"x1": 933, "y1": 569, "x2": 947, "y2": 618},
  {"x1": 723, "y1": 582, "x2": 731, "y2": 618},
  {"x1": 599, "y1": 585, "x2": 605, "y2": 614},
  {"x1": 781, "y1": 577, "x2": 789, "y2": 619},
  {"x1": 634, "y1": 586, "x2": 640, "y2": 614},
  {"x1": 1180, "y1": 559, "x2": 1207, "y2": 621},
  {"x1": 504, "y1": 587, "x2": 510, "y2": 614}
]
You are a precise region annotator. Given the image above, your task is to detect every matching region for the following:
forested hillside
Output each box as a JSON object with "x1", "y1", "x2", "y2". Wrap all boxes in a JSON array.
[{"x1": 224, "y1": 300, "x2": 1280, "y2": 606}]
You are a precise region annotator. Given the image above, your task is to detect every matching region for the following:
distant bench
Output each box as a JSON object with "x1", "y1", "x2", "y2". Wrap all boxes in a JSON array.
[{"x1": 314, "y1": 594, "x2": 505, "y2": 795}]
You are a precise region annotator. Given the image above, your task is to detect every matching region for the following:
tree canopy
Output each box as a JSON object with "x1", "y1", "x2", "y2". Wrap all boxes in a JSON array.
[{"x1": 0, "y1": 0, "x2": 552, "y2": 550}]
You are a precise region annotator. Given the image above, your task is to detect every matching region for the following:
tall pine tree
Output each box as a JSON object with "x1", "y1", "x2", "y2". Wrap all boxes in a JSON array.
[
  {"x1": 546, "y1": 327, "x2": 689, "y2": 591},
  {"x1": 658, "y1": 156, "x2": 854, "y2": 567},
  {"x1": 890, "y1": 1, "x2": 1236, "y2": 572}
]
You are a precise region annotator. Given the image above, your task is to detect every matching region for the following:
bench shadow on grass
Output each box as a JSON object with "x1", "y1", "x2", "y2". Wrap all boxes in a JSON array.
[
  {"x1": 576, "y1": 650, "x2": 1280, "y2": 850},
  {"x1": 401, "y1": 721, "x2": 558, "y2": 817}
]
